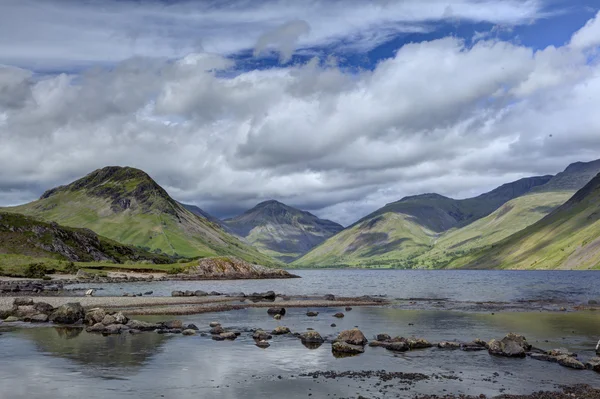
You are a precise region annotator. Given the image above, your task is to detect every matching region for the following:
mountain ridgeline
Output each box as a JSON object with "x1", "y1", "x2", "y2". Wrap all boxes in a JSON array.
[
  {"x1": 2, "y1": 167, "x2": 279, "y2": 266},
  {"x1": 223, "y1": 200, "x2": 343, "y2": 262},
  {"x1": 294, "y1": 159, "x2": 600, "y2": 269}
]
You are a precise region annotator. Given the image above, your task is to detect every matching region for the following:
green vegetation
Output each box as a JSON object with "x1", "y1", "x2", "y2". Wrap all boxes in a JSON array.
[
  {"x1": 452, "y1": 173, "x2": 600, "y2": 270},
  {"x1": 1, "y1": 166, "x2": 280, "y2": 267},
  {"x1": 223, "y1": 200, "x2": 343, "y2": 263}
]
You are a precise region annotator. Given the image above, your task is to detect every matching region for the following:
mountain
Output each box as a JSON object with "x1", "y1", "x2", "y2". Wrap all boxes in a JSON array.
[
  {"x1": 0, "y1": 212, "x2": 171, "y2": 264},
  {"x1": 181, "y1": 203, "x2": 224, "y2": 227},
  {"x1": 222, "y1": 200, "x2": 344, "y2": 262},
  {"x1": 452, "y1": 173, "x2": 600, "y2": 270},
  {"x1": 293, "y1": 176, "x2": 552, "y2": 268},
  {"x1": 2, "y1": 167, "x2": 279, "y2": 266},
  {"x1": 532, "y1": 159, "x2": 600, "y2": 193}
]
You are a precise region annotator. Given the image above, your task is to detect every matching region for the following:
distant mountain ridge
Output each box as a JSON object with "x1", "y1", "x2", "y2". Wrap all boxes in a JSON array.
[
  {"x1": 2, "y1": 166, "x2": 279, "y2": 266},
  {"x1": 223, "y1": 200, "x2": 343, "y2": 263},
  {"x1": 294, "y1": 159, "x2": 600, "y2": 269}
]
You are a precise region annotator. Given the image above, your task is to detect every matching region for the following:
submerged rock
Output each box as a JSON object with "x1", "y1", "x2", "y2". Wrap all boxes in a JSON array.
[
  {"x1": 332, "y1": 341, "x2": 364, "y2": 355},
  {"x1": 333, "y1": 313, "x2": 345, "y2": 318},
  {"x1": 126, "y1": 319, "x2": 160, "y2": 331},
  {"x1": 182, "y1": 329, "x2": 196, "y2": 336},
  {"x1": 267, "y1": 308, "x2": 286, "y2": 316},
  {"x1": 209, "y1": 321, "x2": 221, "y2": 328},
  {"x1": 256, "y1": 340, "x2": 270, "y2": 348},
  {"x1": 438, "y1": 341, "x2": 462, "y2": 349},
  {"x1": 306, "y1": 311, "x2": 319, "y2": 317},
  {"x1": 252, "y1": 330, "x2": 272, "y2": 341},
  {"x1": 272, "y1": 326, "x2": 291, "y2": 335}
]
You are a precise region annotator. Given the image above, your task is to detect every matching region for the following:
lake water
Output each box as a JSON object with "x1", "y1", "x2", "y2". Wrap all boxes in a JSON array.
[
  {"x1": 71, "y1": 269, "x2": 600, "y2": 304},
  {"x1": 2, "y1": 270, "x2": 600, "y2": 398}
]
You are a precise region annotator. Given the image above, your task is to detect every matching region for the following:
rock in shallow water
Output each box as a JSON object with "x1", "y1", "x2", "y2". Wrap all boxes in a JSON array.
[
  {"x1": 49, "y1": 303, "x2": 85, "y2": 324},
  {"x1": 487, "y1": 333, "x2": 531, "y2": 358},
  {"x1": 272, "y1": 326, "x2": 291, "y2": 335},
  {"x1": 300, "y1": 331, "x2": 324, "y2": 344},
  {"x1": 332, "y1": 341, "x2": 364, "y2": 354},
  {"x1": 336, "y1": 328, "x2": 368, "y2": 346},
  {"x1": 252, "y1": 330, "x2": 272, "y2": 341}
]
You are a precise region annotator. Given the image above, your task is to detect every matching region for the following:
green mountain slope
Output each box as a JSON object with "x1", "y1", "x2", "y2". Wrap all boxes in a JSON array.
[
  {"x1": 2, "y1": 167, "x2": 279, "y2": 266},
  {"x1": 452, "y1": 173, "x2": 600, "y2": 270},
  {"x1": 293, "y1": 176, "x2": 552, "y2": 268},
  {"x1": 416, "y1": 191, "x2": 573, "y2": 268},
  {"x1": 223, "y1": 200, "x2": 343, "y2": 262},
  {"x1": 0, "y1": 211, "x2": 172, "y2": 269}
]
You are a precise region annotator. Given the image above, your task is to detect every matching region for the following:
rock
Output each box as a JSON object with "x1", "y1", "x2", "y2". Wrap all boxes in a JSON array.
[
  {"x1": 101, "y1": 315, "x2": 117, "y2": 326},
  {"x1": 85, "y1": 289, "x2": 95, "y2": 296},
  {"x1": 548, "y1": 348, "x2": 576, "y2": 357},
  {"x1": 273, "y1": 314, "x2": 282, "y2": 320},
  {"x1": 86, "y1": 309, "x2": 107, "y2": 326},
  {"x1": 406, "y1": 337, "x2": 432, "y2": 349},
  {"x1": 129, "y1": 329, "x2": 142, "y2": 335},
  {"x1": 330, "y1": 323, "x2": 336, "y2": 327},
  {"x1": 559, "y1": 307, "x2": 567, "y2": 311},
  {"x1": 210, "y1": 326, "x2": 225, "y2": 334},
  {"x1": 113, "y1": 312, "x2": 128, "y2": 324},
  {"x1": 385, "y1": 342, "x2": 409, "y2": 352},
  {"x1": 300, "y1": 331, "x2": 324, "y2": 344},
  {"x1": 194, "y1": 290, "x2": 208, "y2": 297},
  {"x1": 461, "y1": 342, "x2": 487, "y2": 351},
  {"x1": 596, "y1": 339, "x2": 600, "y2": 355},
  {"x1": 13, "y1": 298, "x2": 34, "y2": 307},
  {"x1": 332, "y1": 341, "x2": 364, "y2": 354},
  {"x1": 103, "y1": 324, "x2": 125, "y2": 335},
  {"x1": 306, "y1": 311, "x2": 319, "y2": 317},
  {"x1": 333, "y1": 313, "x2": 345, "y2": 318},
  {"x1": 267, "y1": 308, "x2": 286, "y2": 316},
  {"x1": 220, "y1": 332, "x2": 237, "y2": 340},
  {"x1": 4, "y1": 316, "x2": 20, "y2": 322},
  {"x1": 487, "y1": 333, "x2": 530, "y2": 358},
  {"x1": 171, "y1": 290, "x2": 184, "y2": 297},
  {"x1": 585, "y1": 357, "x2": 600, "y2": 372},
  {"x1": 529, "y1": 353, "x2": 558, "y2": 363},
  {"x1": 126, "y1": 319, "x2": 160, "y2": 331},
  {"x1": 557, "y1": 355, "x2": 586, "y2": 370},
  {"x1": 256, "y1": 340, "x2": 270, "y2": 348},
  {"x1": 184, "y1": 290, "x2": 194, "y2": 297},
  {"x1": 49, "y1": 303, "x2": 85, "y2": 324},
  {"x1": 209, "y1": 321, "x2": 221, "y2": 328},
  {"x1": 29, "y1": 314, "x2": 49, "y2": 323},
  {"x1": 164, "y1": 320, "x2": 183, "y2": 329},
  {"x1": 336, "y1": 329, "x2": 368, "y2": 346},
  {"x1": 252, "y1": 330, "x2": 272, "y2": 341},
  {"x1": 272, "y1": 326, "x2": 291, "y2": 335},
  {"x1": 345, "y1": 307, "x2": 352, "y2": 311},
  {"x1": 438, "y1": 341, "x2": 461, "y2": 349},
  {"x1": 473, "y1": 338, "x2": 488, "y2": 348},
  {"x1": 86, "y1": 322, "x2": 107, "y2": 333},
  {"x1": 76, "y1": 269, "x2": 93, "y2": 279},
  {"x1": 12, "y1": 305, "x2": 37, "y2": 318},
  {"x1": 324, "y1": 294, "x2": 336, "y2": 301},
  {"x1": 182, "y1": 329, "x2": 196, "y2": 336},
  {"x1": 376, "y1": 334, "x2": 391, "y2": 341},
  {"x1": 33, "y1": 302, "x2": 54, "y2": 315},
  {"x1": 144, "y1": 291, "x2": 153, "y2": 295},
  {"x1": 186, "y1": 323, "x2": 199, "y2": 331}
]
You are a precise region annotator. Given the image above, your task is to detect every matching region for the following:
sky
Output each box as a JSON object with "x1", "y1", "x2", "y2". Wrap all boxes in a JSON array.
[{"x1": 1, "y1": 0, "x2": 600, "y2": 226}]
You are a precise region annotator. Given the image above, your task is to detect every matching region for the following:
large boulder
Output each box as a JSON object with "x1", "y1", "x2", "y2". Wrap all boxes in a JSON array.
[
  {"x1": 556, "y1": 355, "x2": 586, "y2": 370},
  {"x1": 49, "y1": 303, "x2": 85, "y2": 324},
  {"x1": 336, "y1": 328, "x2": 368, "y2": 346},
  {"x1": 487, "y1": 333, "x2": 530, "y2": 358},
  {"x1": 33, "y1": 302, "x2": 55, "y2": 315}
]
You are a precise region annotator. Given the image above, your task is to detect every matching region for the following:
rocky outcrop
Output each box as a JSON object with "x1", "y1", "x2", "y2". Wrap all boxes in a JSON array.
[{"x1": 181, "y1": 257, "x2": 298, "y2": 280}]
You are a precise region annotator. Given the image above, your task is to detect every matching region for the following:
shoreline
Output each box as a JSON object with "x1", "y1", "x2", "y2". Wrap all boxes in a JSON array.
[{"x1": 0, "y1": 295, "x2": 387, "y2": 315}]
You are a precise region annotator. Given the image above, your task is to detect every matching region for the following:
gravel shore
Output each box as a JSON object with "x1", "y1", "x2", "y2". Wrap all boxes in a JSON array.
[{"x1": 0, "y1": 295, "x2": 386, "y2": 315}]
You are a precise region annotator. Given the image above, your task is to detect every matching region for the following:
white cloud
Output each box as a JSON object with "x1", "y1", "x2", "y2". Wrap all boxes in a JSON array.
[
  {"x1": 570, "y1": 10, "x2": 600, "y2": 50},
  {"x1": 1, "y1": 5, "x2": 600, "y2": 225},
  {"x1": 0, "y1": 0, "x2": 549, "y2": 70}
]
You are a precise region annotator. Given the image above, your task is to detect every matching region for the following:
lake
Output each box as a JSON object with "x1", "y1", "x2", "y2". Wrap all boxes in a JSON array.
[{"x1": 2, "y1": 269, "x2": 600, "y2": 398}]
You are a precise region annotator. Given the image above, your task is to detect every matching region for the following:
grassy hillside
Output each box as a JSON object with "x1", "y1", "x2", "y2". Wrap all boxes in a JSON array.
[
  {"x1": 451, "y1": 174, "x2": 600, "y2": 270},
  {"x1": 415, "y1": 192, "x2": 573, "y2": 268},
  {"x1": 2, "y1": 167, "x2": 279, "y2": 267},
  {"x1": 292, "y1": 212, "x2": 435, "y2": 268},
  {"x1": 223, "y1": 200, "x2": 343, "y2": 263}
]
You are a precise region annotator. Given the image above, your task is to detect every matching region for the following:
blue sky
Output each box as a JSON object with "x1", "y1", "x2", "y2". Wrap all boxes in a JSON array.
[{"x1": 1, "y1": 0, "x2": 600, "y2": 223}]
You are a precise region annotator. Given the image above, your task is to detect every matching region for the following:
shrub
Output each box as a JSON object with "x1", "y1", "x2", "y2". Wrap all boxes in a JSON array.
[
  {"x1": 63, "y1": 261, "x2": 79, "y2": 274},
  {"x1": 25, "y1": 263, "x2": 48, "y2": 279},
  {"x1": 42, "y1": 276, "x2": 52, "y2": 281}
]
